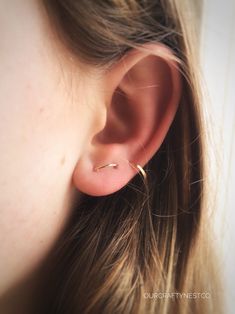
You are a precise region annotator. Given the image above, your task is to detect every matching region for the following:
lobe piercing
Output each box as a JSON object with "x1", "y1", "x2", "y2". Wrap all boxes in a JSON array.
[
  {"x1": 94, "y1": 163, "x2": 119, "y2": 171},
  {"x1": 93, "y1": 161, "x2": 147, "y2": 181}
]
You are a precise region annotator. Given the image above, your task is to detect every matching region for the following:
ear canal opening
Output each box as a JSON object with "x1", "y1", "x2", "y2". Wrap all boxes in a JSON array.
[{"x1": 92, "y1": 87, "x2": 136, "y2": 145}]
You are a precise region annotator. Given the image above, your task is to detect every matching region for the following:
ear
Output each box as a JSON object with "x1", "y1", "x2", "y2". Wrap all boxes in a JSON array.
[{"x1": 73, "y1": 43, "x2": 182, "y2": 196}]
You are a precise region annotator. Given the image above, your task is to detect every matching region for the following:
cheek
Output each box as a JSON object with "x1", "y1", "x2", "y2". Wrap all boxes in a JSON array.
[
  {"x1": 0, "y1": 0, "x2": 91, "y2": 297},
  {"x1": 0, "y1": 56, "x2": 86, "y2": 296},
  {"x1": 0, "y1": 77, "x2": 86, "y2": 295}
]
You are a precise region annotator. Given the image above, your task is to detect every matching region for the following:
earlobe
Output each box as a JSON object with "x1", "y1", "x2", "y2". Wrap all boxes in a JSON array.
[
  {"x1": 73, "y1": 154, "x2": 148, "y2": 197},
  {"x1": 72, "y1": 43, "x2": 182, "y2": 196}
]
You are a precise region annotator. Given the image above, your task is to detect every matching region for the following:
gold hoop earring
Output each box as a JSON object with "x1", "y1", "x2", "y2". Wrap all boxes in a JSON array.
[{"x1": 128, "y1": 161, "x2": 147, "y2": 181}]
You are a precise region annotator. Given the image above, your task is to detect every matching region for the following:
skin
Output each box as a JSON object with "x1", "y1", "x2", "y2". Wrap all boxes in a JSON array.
[
  {"x1": 0, "y1": 0, "x2": 181, "y2": 313},
  {"x1": 0, "y1": 0, "x2": 98, "y2": 312}
]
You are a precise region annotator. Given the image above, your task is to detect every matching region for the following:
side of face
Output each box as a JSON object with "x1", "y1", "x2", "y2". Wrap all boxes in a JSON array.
[
  {"x1": 0, "y1": 0, "x2": 181, "y2": 300},
  {"x1": 0, "y1": 0, "x2": 99, "y2": 296}
]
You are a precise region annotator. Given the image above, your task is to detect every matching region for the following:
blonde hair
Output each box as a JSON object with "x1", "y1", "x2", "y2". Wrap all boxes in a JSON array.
[{"x1": 37, "y1": 1, "x2": 223, "y2": 313}]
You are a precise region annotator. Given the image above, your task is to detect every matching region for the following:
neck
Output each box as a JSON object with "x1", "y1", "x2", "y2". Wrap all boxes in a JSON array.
[{"x1": 0, "y1": 257, "x2": 49, "y2": 314}]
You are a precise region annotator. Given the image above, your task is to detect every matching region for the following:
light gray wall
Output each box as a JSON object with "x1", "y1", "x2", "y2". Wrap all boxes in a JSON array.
[{"x1": 200, "y1": 1, "x2": 235, "y2": 312}]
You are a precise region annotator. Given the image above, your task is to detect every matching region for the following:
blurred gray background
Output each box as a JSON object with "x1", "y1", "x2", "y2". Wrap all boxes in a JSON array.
[{"x1": 200, "y1": 0, "x2": 235, "y2": 312}]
